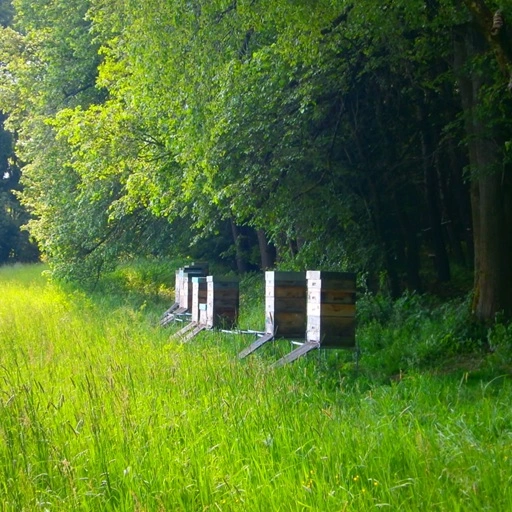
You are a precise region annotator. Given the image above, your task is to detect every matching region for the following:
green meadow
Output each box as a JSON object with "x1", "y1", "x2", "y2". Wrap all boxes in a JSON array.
[{"x1": 0, "y1": 263, "x2": 511, "y2": 511}]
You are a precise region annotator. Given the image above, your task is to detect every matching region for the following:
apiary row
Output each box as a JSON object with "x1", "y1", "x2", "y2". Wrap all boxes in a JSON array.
[{"x1": 170, "y1": 268, "x2": 356, "y2": 348}]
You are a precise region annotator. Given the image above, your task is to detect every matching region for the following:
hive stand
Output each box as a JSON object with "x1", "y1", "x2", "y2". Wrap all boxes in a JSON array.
[
  {"x1": 238, "y1": 271, "x2": 307, "y2": 358},
  {"x1": 160, "y1": 262, "x2": 208, "y2": 326},
  {"x1": 272, "y1": 271, "x2": 356, "y2": 367}
]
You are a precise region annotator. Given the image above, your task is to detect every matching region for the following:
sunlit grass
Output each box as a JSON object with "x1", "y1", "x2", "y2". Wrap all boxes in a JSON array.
[{"x1": 0, "y1": 264, "x2": 511, "y2": 511}]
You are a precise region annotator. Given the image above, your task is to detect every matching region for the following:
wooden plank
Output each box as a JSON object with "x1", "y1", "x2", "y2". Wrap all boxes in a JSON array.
[
  {"x1": 306, "y1": 271, "x2": 357, "y2": 281},
  {"x1": 265, "y1": 271, "x2": 307, "y2": 282},
  {"x1": 265, "y1": 271, "x2": 307, "y2": 299},
  {"x1": 266, "y1": 287, "x2": 308, "y2": 299},
  {"x1": 172, "y1": 321, "x2": 198, "y2": 340},
  {"x1": 265, "y1": 271, "x2": 307, "y2": 338},
  {"x1": 266, "y1": 297, "x2": 308, "y2": 313},
  {"x1": 307, "y1": 289, "x2": 356, "y2": 304},
  {"x1": 307, "y1": 271, "x2": 357, "y2": 294},
  {"x1": 199, "y1": 308, "x2": 207, "y2": 326},
  {"x1": 206, "y1": 276, "x2": 239, "y2": 328},
  {"x1": 161, "y1": 302, "x2": 179, "y2": 321},
  {"x1": 160, "y1": 306, "x2": 188, "y2": 326},
  {"x1": 179, "y1": 274, "x2": 190, "y2": 309},
  {"x1": 307, "y1": 303, "x2": 356, "y2": 317},
  {"x1": 272, "y1": 341, "x2": 320, "y2": 367},
  {"x1": 238, "y1": 332, "x2": 275, "y2": 359},
  {"x1": 206, "y1": 297, "x2": 238, "y2": 313},
  {"x1": 307, "y1": 315, "x2": 355, "y2": 332},
  {"x1": 308, "y1": 279, "x2": 356, "y2": 292},
  {"x1": 181, "y1": 323, "x2": 208, "y2": 343},
  {"x1": 305, "y1": 270, "x2": 357, "y2": 348},
  {"x1": 207, "y1": 290, "x2": 239, "y2": 300},
  {"x1": 266, "y1": 312, "x2": 306, "y2": 338},
  {"x1": 174, "y1": 270, "x2": 181, "y2": 304},
  {"x1": 206, "y1": 275, "x2": 239, "y2": 284},
  {"x1": 183, "y1": 261, "x2": 209, "y2": 275},
  {"x1": 191, "y1": 277, "x2": 208, "y2": 323},
  {"x1": 307, "y1": 315, "x2": 355, "y2": 346}
]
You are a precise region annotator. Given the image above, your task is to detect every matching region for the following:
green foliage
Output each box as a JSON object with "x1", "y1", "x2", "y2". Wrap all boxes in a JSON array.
[
  {"x1": 0, "y1": 0, "x2": 509, "y2": 317},
  {"x1": 237, "y1": 271, "x2": 265, "y2": 330},
  {"x1": 0, "y1": 113, "x2": 39, "y2": 264},
  {"x1": 0, "y1": 0, "x2": 13, "y2": 27},
  {"x1": 357, "y1": 291, "x2": 490, "y2": 379},
  {"x1": 486, "y1": 317, "x2": 512, "y2": 373}
]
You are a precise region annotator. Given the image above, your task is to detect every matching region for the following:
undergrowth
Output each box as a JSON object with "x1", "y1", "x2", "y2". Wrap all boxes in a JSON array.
[{"x1": 1, "y1": 262, "x2": 511, "y2": 511}]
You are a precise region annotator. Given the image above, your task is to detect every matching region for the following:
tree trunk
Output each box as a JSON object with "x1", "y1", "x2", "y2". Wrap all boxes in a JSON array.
[
  {"x1": 368, "y1": 178, "x2": 401, "y2": 297},
  {"x1": 394, "y1": 195, "x2": 422, "y2": 292},
  {"x1": 475, "y1": 164, "x2": 512, "y2": 320},
  {"x1": 256, "y1": 229, "x2": 275, "y2": 270},
  {"x1": 230, "y1": 219, "x2": 248, "y2": 273},
  {"x1": 418, "y1": 107, "x2": 451, "y2": 282},
  {"x1": 447, "y1": 141, "x2": 474, "y2": 267},
  {"x1": 454, "y1": 22, "x2": 512, "y2": 321}
]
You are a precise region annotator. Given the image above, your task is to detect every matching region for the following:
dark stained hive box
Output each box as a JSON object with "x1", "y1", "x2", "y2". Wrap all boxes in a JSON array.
[
  {"x1": 206, "y1": 276, "x2": 239, "y2": 328},
  {"x1": 306, "y1": 271, "x2": 356, "y2": 348},
  {"x1": 265, "y1": 271, "x2": 307, "y2": 337},
  {"x1": 177, "y1": 264, "x2": 209, "y2": 311}
]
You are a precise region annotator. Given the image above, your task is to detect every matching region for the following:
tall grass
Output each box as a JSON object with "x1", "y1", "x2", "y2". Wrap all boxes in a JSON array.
[{"x1": 0, "y1": 264, "x2": 511, "y2": 511}]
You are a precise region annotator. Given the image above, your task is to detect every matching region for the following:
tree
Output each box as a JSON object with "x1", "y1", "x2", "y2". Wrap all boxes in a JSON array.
[
  {"x1": 453, "y1": 0, "x2": 512, "y2": 321},
  {"x1": 0, "y1": 113, "x2": 39, "y2": 263},
  {"x1": 2, "y1": 0, "x2": 511, "y2": 324},
  {"x1": 0, "y1": 0, "x2": 38, "y2": 264}
]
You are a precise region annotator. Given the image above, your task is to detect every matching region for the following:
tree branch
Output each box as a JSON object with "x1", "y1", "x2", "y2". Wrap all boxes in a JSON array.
[
  {"x1": 215, "y1": 1, "x2": 237, "y2": 23},
  {"x1": 462, "y1": 0, "x2": 512, "y2": 87},
  {"x1": 321, "y1": 6, "x2": 354, "y2": 36}
]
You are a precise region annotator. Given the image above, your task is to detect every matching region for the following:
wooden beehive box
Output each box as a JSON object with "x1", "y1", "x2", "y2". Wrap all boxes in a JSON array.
[
  {"x1": 178, "y1": 265, "x2": 209, "y2": 310},
  {"x1": 206, "y1": 276, "x2": 239, "y2": 328},
  {"x1": 265, "y1": 271, "x2": 307, "y2": 337},
  {"x1": 306, "y1": 271, "x2": 356, "y2": 348},
  {"x1": 191, "y1": 277, "x2": 208, "y2": 324}
]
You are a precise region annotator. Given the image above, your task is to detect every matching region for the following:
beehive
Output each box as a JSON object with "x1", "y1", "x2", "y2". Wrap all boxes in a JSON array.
[
  {"x1": 265, "y1": 271, "x2": 307, "y2": 337},
  {"x1": 191, "y1": 277, "x2": 208, "y2": 324},
  {"x1": 177, "y1": 264, "x2": 209, "y2": 310},
  {"x1": 206, "y1": 276, "x2": 239, "y2": 328},
  {"x1": 306, "y1": 271, "x2": 356, "y2": 348}
]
